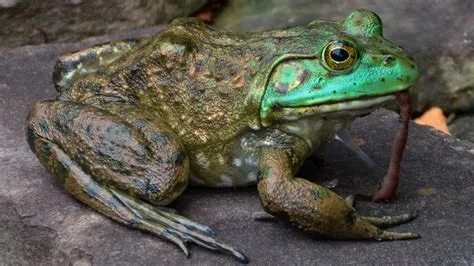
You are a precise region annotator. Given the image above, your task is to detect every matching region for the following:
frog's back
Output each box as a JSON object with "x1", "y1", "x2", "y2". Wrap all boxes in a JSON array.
[
  {"x1": 52, "y1": 17, "x2": 345, "y2": 161},
  {"x1": 54, "y1": 19, "x2": 274, "y2": 148}
]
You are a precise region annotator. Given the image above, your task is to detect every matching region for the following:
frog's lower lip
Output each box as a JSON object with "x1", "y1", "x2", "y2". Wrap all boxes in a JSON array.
[{"x1": 282, "y1": 90, "x2": 409, "y2": 120}]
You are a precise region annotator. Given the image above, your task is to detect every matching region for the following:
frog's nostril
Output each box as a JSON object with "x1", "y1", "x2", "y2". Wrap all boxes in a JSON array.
[{"x1": 383, "y1": 55, "x2": 395, "y2": 66}]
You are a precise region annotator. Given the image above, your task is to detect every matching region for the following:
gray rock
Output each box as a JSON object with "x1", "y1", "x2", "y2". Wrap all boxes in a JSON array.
[
  {"x1": 0, "y1": 0, "x2": 206, "y2": 50},
  {"x1": 1, "y1": 28, "x2": 474, "y2": 264},
  {"x1": 450, "y1": 114, "x2": 474, "y2": 143},
  {"x1": 0, "y1": 0, "x2": 22, "y2": 8},
  {"x1": 215, "y1": 0, "x2": 474, "y2": 114},
  {"x1": 0, "y1": 196, "x2": 57, "y2": 265}
]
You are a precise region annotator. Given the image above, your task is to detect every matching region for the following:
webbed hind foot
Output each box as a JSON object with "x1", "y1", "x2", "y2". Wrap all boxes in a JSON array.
[{"x1": 110, "y1": 188, "x2": 249, "y2": 263}]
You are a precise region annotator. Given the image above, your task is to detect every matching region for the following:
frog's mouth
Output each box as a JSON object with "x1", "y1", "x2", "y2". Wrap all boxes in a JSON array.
[{"x1": 280, "y1": 90, "x2": 409, "y2": 121}]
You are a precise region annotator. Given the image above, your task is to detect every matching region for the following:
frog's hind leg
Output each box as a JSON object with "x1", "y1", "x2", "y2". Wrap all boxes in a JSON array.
[{"x1": 26, "y1": 100, "x2": 248, "y2": 263}]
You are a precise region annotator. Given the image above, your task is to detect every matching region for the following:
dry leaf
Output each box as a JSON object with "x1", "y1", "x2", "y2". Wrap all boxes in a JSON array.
[{"x1": 415, "y1": 106, "x2": 450, "y2": 135}]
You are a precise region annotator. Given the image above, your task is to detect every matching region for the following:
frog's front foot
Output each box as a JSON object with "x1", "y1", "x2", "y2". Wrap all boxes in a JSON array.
[{"x1": 257, "y1": 148, "x2": 420, "y2": 240}]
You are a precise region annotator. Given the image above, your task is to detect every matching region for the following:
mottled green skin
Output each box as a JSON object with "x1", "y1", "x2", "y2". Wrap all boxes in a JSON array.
[{"x1": 26, "y1": 9, "x2": 420, "y2": 263}]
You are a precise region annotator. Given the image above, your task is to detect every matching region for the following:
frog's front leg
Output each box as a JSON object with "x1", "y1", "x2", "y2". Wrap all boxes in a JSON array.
[
  {"x1": 257, "y1": 148, "x2": 420, "y2": 240},
  {"x1": 26, "y1": 100, "x2": 248, "y2": 263}
]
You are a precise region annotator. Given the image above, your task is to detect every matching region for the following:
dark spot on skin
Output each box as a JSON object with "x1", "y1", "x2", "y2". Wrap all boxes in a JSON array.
[
  {"x1": 60, "y1": 157, "x2": 72, "y2": 171},
  {"x1": 95, "y1": 124, "x2": 134, "y2": 167},
  {"x1": 189, "y1": 85, "x2": 206, "y2": 99},
  {"x1": 41, "y1": 140, "x2": 53, "y2": 160},
  {"x1": 232, "y1": 50, "x2": 243, "y2": 58},
  {"x1": 195, "y1": 60, "x2": 206, "y2": 72},
  {"x1": 310, "y1": 188, "x2": 320, "y2": 200},
  {"x1": 275, "y1": 82, "x2": 289, "y2": 94},
  {"x1": 109, "y1": 75, "x2": 122, "y2": 90},
  {"x1": 163, "y1": 151, "x2": 184, "y2": 165},
  {"x1": 410, "y1": 64, "x2": 416, "y2": 69},
  {"x1": 298, "y1": 69, "x2": 310, "y2": 83},
  {"x1": 77, "y1": 81, "x2": 103, "y2": 94},
  {"x1": 383, "y1": 55, "x2": 395, "y2": 66},
  {"x1": 39, "y1": 120, "x2": 49, "y2": 133},
  {"x1": 215, "y1": 59, "x2": 226, "y2": 70},
  {"x1": 55, "y1": 108, "x2": 80, "y2": 134},
  {"x1": 167, "y1": 90, "x2": 176, "y2": 100},
  {"x1": 107, "y1": 198, "x2": 123, "y2": 212},
  {"x1": 124, "y1": 62, "x2": 148, "y2": 91},
  {"x1": 85, "y1": 180, "x2": 101, "y2": 198},
  {"x1": 151, "y1": 132, "x2": 170, "y2": 144},
  {"x1": 130, "y1": 143, "x2": 147, "y2": 160},
  {"x1": 134, "y1": 179, "x2": 148, "y2": 192},
  {"x1": 73, "y1": 152, "x2": 87, "y2": 167},
  {"x1": 131, "y1": 119, "x2": 148, "y2": 131},
  {"x1": 257, "y1": 167, "x2": 271, "y2": 181},
  {"x1": 86, "y1": 125, "x2": 93, "y2": 136},
  {"x1": 344, "y1": 210, "x2": 357, "y2": 225},
  {"x1": 353, "y1": 82, "x2": 356, "y2": 86},
  {"x1": 149, "y1": 183, "x2": 160, "y2": 193},
  {"x1": 332, "y1": 90, "x2": 337, "y2": 94},
  {"x1": 313, "y1": 84, "x2": 322, "y2": 90},
  {"x1": 381, "y1": 78, "x2": 386, "y2": 82},
  {"x1": 271, "y1": 103, "x2": 282, "y2": 112}
]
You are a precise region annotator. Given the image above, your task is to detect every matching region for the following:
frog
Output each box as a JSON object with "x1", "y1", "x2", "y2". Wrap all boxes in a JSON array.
[{"x1": 26, "y1": 9, "x2": 420, "y2": 263}]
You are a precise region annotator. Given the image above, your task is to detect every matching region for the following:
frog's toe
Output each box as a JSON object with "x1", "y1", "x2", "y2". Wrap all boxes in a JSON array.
[
  {"x1": 361, "y1": 211, "x2": 418, "y2": 228},
  {"x1": 373, "y1": 229, "x2": 420, "y2": 240},
  {"x1": 110, "y1": 188, "x2": 249, "y2": 264},
  {"x1": 251, "y1": 211, "x2": 278, "y2": 222}
]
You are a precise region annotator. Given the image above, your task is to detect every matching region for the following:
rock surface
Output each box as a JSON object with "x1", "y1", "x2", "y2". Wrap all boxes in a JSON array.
[
  {"x1": 449, "y1": 114, "x2": 474, "y2": 143},
  {"x1": 215, "y1": 0, "x2": 474, "y2": 114},
  {"x1": 1, "y1": 27, "x2": 474, "y2": 265},
  {"x1": 0, "y1": 0, "x2": 206, "y2": 50}
]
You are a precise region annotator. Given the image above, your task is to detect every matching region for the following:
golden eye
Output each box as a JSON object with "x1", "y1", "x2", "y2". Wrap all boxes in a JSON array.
[{"x1": 322, "y1": 41, "x2": 357, "y2": 71}]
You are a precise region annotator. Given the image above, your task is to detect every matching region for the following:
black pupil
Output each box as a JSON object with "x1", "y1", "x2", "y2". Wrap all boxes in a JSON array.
[{"x1": 330, "y1": 48, "x2": 349, "y2": 62}]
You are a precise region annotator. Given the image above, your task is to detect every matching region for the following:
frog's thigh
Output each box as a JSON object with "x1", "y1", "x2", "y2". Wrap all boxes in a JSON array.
[{"x1": 26, "y1": 100, "x2": 189, "y2": 206}]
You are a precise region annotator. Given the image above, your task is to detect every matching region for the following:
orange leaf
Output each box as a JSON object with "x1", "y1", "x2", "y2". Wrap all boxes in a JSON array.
[{"x1": 415, "y1": 106, "x2": 450, "y2": 135}]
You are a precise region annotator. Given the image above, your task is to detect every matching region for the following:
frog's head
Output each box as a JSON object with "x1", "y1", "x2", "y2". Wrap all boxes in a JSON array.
[{"x1": 259, "y1": 9, "x2": 420, "y2": 126}]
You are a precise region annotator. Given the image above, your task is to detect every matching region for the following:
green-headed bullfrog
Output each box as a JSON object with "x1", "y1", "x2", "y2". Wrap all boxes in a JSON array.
[{"x1": 26, "y1": 9, "x2": 420, "y2": 263}]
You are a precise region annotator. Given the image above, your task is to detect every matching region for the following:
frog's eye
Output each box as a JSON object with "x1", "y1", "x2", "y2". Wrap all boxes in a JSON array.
[{"x1": 322, "y1": 41, "x2": 357, "y2": 71}]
